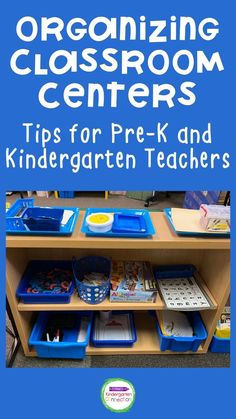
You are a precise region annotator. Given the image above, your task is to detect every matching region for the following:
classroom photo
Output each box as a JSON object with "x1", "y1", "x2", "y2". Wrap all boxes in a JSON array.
[{"x1": 6, "y1": 190, "x2": 230, "y2": 368}]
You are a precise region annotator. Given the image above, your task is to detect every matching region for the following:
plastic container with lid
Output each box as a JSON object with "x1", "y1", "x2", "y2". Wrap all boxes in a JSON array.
[{"x1": 86, "y1": 213, "x2": 114, "y2": 233}]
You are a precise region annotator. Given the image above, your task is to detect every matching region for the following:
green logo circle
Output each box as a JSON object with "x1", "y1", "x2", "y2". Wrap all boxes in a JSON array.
[{"x1": 101, "y1": 378, "x2": 135, "y2": 413}]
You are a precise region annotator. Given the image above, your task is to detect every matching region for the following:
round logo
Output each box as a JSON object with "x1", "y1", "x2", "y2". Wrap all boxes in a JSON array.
[{"x1": 101, "y1": 378, "x2": 135, "y2": 413}]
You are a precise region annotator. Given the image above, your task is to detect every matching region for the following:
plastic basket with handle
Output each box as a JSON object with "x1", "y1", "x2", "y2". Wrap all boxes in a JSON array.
[{"x1": 72, "y1": 256, "x2": 111, "y2": 304}]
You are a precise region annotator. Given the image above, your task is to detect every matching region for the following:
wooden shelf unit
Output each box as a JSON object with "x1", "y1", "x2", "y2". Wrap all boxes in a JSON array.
[{"x1": 6, "y1": 212, "x2": 230, "y2": 358}]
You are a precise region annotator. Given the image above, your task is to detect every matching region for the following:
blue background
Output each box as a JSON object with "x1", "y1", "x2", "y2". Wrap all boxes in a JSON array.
[
  {"x1": 1, "y1": 0, "x2": 235, "y2": 190},
  {"x1": 0, "y1": 0, "x2": 235, "y2": 418}
]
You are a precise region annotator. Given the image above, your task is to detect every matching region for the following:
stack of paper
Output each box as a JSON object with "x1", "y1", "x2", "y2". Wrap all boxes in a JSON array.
[
  {"x1": 61, "y1": 210, "x2": 75, "y2": 226},
  {"x1": 157, "y1": 311, "x2": 193, "y2": 337},
  {"x1": 94, "y1": 314, "x2": 132, "y2": 341}
]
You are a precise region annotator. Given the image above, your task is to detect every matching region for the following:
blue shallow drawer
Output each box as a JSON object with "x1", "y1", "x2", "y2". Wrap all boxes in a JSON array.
[{"x1": 91, "y1": 311, "x2": 137, "y2": 347}]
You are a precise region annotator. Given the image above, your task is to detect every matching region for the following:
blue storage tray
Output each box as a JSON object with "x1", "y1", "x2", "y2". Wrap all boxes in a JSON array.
[
  {"x1": 112, "y1": 213, "x2": 147, "y2": 233},
  {"x1": 16, "y1": 260, "x2": 75, "y2": 304},
  {"x1": 91, "y1": 311, "x2": 137, "y2": 347},
  {"x1": 81, "y1": 208, "x2": 155, "y2": 237},
  {"x1": 164, "y1": 208, "x2": 230, "y2": 238},
  {"x1": 154, "y1": 311, "x2": 207, "y2": 352},
  {"x1": 29, "y1": 311, "x2": 92, "y2": 359},
  {"x1": 209, "y1": 335, "x2": 230, "y2": 353},
  {"x1": 6, "y1": 199, "x2": 79, "y2": 236}
]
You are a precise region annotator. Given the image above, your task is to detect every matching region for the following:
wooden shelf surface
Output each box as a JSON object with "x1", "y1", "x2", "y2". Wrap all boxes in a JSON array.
[
  {"x1": 18, "y1": 293, "x2": 164, "y2": 312},
  {"x1": 6, "y1": 211, "x2": 230, "y2": 250}
]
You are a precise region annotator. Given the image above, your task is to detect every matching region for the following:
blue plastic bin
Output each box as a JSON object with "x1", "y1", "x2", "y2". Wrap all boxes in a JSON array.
[
  {"x1": 154, "y1": 264, "x2": 196, "y2": 279},
  {"x1": 209, "y1": 335, "x2": 230, "y2": 353},
  {"x1": 22, "y1": 207, "x2": 64, "y2": 231},
  {"x1": 59, "y1": 191, "x2": 75, "y2": 198},
  {"x1": 91, "y1": 311, "x2": 137, "y2": 347},
  {"x1": 16, "y1": 260, "x2": 75, "y2": 304},
  {"x1": 73, "y1": 256, "x2": 111, "y2": 304},
  {"x1": 155, "y1": 311, "x2": 207, "y2": 352},
  {"x1": 29, "y1": 311, "x2": 92, "y2": 359}
]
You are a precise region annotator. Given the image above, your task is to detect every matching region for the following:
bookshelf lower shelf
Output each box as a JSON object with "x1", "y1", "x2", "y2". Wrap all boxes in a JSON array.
[
  {"x1": 27, "y1": 312, "x2": 205, "y2": 357},
  {"x1": 87, "y1": 312, "x2": 205, "y2": 355}
]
